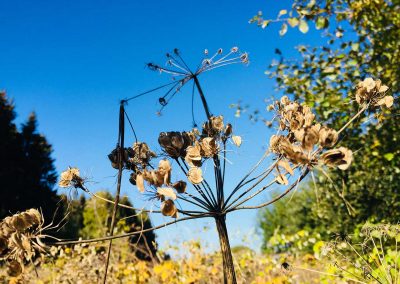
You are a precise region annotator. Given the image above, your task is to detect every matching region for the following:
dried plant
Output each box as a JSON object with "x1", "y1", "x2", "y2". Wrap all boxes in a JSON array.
[{"x1": 0, "y1": 46, "x2": 393, "y2": 283}]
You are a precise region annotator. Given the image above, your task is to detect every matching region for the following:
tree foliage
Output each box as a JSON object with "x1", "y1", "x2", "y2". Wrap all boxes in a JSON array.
[
  {"x1": 0, "y1": 92, "x2": 59, "y2": 223},
  {"x1": 253, "y1": 0, "x2": 400, "y2": 245},
  {"x1": 80, "y1": 191, "x2": 157, "y2": 261}
]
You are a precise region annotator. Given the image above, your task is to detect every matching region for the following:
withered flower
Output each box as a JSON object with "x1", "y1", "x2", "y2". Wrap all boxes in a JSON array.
[
  {"x1": 355, "y1": 78, "x2": 392, "y2": 108},
  {"x1": 320, "y1": 147, "x2": 353, "y2": 170},
  {"x1": 59, "y1": 167, "x2": 83, "y2": 188},
  {"x1": 187, "y1": 167, "x2": 203, "y2": 184},
  {"x1": 172, "y1": 181, "x2": 187, "y2": 193},
  {"x1": 200, "y1": 137, "x2": 219, "y2": 157},
  {"x1": 157, "y1": 187, "x2": 177, "y2": 201},
  {"x1": 161, "y1": 199, "x2": 178, "y2": 217},
  {"x1": 319, "y1": 127, "x2": 338, "y2": 148}
]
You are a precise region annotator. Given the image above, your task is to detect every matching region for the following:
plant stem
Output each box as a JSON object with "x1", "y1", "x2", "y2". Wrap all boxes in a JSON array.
[
  {"x1": 102, "y1": 102, "x2": 125, "y2": 284},
  {"x1": 215, "y1": 215, "x2": 237, "y2": 284}
]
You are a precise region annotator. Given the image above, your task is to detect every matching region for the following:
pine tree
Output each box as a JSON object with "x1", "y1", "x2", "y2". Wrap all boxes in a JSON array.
[{"x1": 0, "y1": 92, "x2": 59, "y2": 224}]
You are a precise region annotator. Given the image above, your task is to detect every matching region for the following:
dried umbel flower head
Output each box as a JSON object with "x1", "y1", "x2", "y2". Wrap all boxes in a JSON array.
[
  {"x1": 202, "y1": 115, "x2": 225, "y2": 136},
  {"x1": 59, "y1": 167, "x2": 83, "y2": 188},
  {"x1": 355, "y1": 78, "x2": 393, "y2": 108},
  {"x1": 0, "y1": 209, "x2": 47, "y2": 274},
  {"x1": 320, "y1": 147, "x2": 353, "y2": 170},
  {"x1": 187, "y1": 167, "x2": 203, "y2": 184},
  {"x1": 161, "y1": 199, "x2": 177, "y2": 218}
]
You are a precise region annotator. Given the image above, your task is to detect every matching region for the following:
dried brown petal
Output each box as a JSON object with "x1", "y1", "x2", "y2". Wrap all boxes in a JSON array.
[
  {"x1": 187, "y1": 167, "x2": 203, "y2": 184},
  {"x1": 161, "y1": 199, "x2": 177, "y2": 217},
  {"x1": 320, "y1": 147, "x2": 353, "y2": 170},
  {"x1": 0, "y1": 235, "x2": 8, "y2": 255}
]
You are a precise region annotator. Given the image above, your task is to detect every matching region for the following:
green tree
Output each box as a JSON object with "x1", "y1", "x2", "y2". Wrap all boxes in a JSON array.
[
  {"x1": 252, "y1": 0, "x2": 399, "y2": 246},
  {"x1": 0, "y1": 92, "x2": 60, "y2": 224},
  {"x1": 80, "y1": 191, "x2": 157, "y2": 261}
]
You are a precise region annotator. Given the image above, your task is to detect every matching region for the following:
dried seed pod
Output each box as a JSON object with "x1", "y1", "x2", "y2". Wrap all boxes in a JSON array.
[
  {"x1": 319, "y1": 127, "x2": 338, "y2": 148},
  {"x1": 277, "y1": 160, "x2": 294, "y2": 175},
  {"x1": 224, "y1": 123, "x2": 233, "y2": 136},
  {"x1": 136, "y1": 173, "x2": 145, "y2": 193},
  {"x1": 161, "y1": 199, "x2": 177, "y2": 217},
  {"x1": 280, "y1": 96, "x2": 290, "y2": 105},
  {"x1": 172, "y1": 181, "x2": 187, "y2": 194},
  {"x1": 377, "y1": 95, "x2": 394, "y2": 108},
  {"x1": 320, "y1": 147, "x2": 353, "y2": 170},
  {"x1": 200, "y1": 137, "x2": 219, "y2": 157},
  {"x1": 59, "y1": 167, "x2": 82, "y2": 188},
  {"x1": 187, "y1": 167, "x2": 203, "y2": 184},
  {"x1": 210, "y1": 115, "x2": 224, "y2": 132},
  {"x1": 157, "y1": 187, "x2": 177, "y2": 200},
  {"x1": 302, "y1": 126, "x2": 319, "y2": 151},
  {"x1": 185, "y1": 144, "x2": 202, "y2": 166},
  {"x1": 232, "y1": 135, "x2": 242, "y2": 147},
  {"x1": 7, "y1": 260, "x2": 22, "y2": 277}
]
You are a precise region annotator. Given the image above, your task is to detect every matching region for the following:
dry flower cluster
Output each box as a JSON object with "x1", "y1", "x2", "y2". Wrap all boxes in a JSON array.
[
  {"x1": 0, "y1": 209, "x2": 48, "y2": 278},
  {"x1": 0, "y1": 43, "x2": 393, "y2": 284},
  {"x1": 355, "y1": 77, "x2": 392, "y2": 108},
  {"x1": 268, "y1": 96, "x2": 354, "y2": 185}
]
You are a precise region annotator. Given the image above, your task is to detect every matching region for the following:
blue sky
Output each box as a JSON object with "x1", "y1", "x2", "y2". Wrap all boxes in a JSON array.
[{"x1": 0, "y1": 0, "x2": 327, "y2": 251}]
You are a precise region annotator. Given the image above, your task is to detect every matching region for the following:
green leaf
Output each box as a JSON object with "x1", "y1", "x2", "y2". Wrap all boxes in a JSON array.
[
  {"x1": 316, "y1": 17, "x2": 328, "y2": 30},
  {"x1": 278, "y1": 9, "x2": 287, "y2": 17},
  {"x1": 279, "y1": 23, "x2": 288, "y2": 36},
  {"x1": 288, "y1": 18, "x2": 299, "y2": 27},
  {"x1": 351, "y1": 43, "x2": 359, "y2": 51},
  {"x1": 299, "y1": 20, "x2": 309, "y2": 33},
  {"x1": 348, "y1": 60, "x2": 357, "y2": 66},
  {"x1": 262, "y1": 20, "x2": 271, "y2": 29},
  {"x1": 384, "y1": 153, "x2": 394, "y2": 161}
]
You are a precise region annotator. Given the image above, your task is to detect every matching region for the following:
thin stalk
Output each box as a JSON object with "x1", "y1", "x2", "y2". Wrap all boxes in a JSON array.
[
  {"x1": 103, "y1": 103, "x2": 125, "y2": 284},
  {"x1": 50, "y1": 215, "x2": 210, "y2": 246}
]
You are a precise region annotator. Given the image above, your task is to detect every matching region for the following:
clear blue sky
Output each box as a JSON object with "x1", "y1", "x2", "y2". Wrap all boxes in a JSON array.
[{"x1": 0, "y1": 0, "x2": 327, "y2": 251}]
